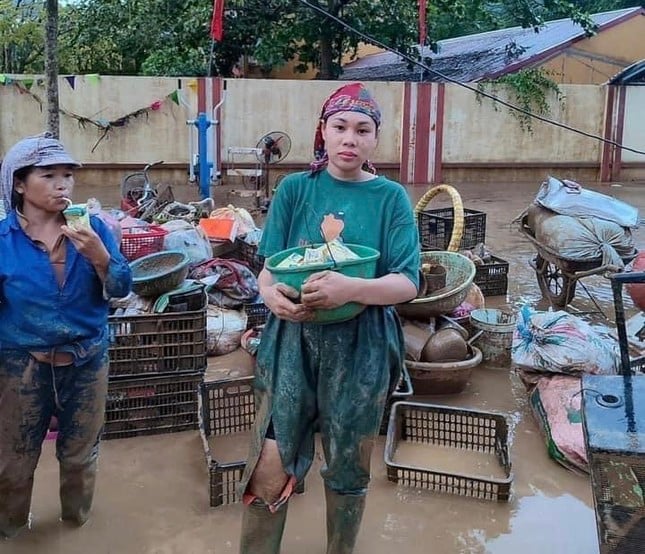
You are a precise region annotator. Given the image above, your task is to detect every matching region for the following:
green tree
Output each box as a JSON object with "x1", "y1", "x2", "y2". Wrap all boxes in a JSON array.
[
  {"x1": 0, "y1": 0, "x2": 44, "y2": 73},
  {"x1": 2, "y1": 0, "x2": 631, "y2": 79}
]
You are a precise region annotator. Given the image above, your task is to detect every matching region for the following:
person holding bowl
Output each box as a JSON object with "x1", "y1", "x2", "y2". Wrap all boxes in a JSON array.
[{"x1": 239, "y1": 83, "x2": 420, "y2": 553}]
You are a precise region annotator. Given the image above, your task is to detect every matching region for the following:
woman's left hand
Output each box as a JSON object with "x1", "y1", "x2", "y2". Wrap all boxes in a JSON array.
[
  {"x1": 300, "y1": 270, "x2": 354, "y2": 309},
  {"x1": 61, "y1": 225, "x2": 110, "y2": 274}
]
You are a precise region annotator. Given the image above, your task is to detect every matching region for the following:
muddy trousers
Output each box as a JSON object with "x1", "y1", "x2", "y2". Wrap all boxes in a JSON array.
[
  {"x1": 0, "y1": 350, "x2": 108, "y2": 538},
  {"x1": 239, "y1": 487, "x2": 365, "y2": 554}
]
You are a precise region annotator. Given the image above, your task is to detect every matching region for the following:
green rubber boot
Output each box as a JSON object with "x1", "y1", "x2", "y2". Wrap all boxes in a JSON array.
[
  {"x1": 325, "y1": 487, "x2": 366, "y2": 554},
  {"x1": 239, "y1": 500, "x2": 288, "y2": 554}
]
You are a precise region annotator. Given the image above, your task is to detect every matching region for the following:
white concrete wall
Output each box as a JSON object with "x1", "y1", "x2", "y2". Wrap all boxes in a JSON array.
[
  {"x1": 622, "y1": 86, "x2": 645, "y2": 163},
  {"x1": 1, "y1": 75, "x2": 642, "y2": 181},
  {"x1": 442, "y1": 84, "x2": 605, "y2": 164}
]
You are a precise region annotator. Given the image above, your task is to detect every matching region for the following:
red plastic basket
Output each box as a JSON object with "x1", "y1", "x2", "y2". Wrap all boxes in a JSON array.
[{"x1": 120, "y1": 225, "x2": 168, "y2": 261}]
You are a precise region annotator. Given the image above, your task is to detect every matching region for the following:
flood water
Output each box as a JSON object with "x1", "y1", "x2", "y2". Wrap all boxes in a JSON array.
[{"x1": 5, "y1": 180, "x2": 645, "y2": 553}]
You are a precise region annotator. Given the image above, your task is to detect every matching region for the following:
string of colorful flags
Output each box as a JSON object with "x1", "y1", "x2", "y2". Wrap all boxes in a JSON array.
[{"x1": 0, "y1": 73, "x2": 184, "y2": 151}]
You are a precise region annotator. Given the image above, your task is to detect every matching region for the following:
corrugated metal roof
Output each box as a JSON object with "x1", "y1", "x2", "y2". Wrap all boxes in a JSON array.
[
  {"x1": 608, "y1": 59, "x2": 645, "y2": 84},
  {"x1": 342, "y1": 7, "x2": 645, "y2": 83}
]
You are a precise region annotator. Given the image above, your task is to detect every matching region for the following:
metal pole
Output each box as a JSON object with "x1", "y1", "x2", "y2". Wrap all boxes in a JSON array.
[{"x1": 195, "y1": 112, "x2": 213, "y2": 200}]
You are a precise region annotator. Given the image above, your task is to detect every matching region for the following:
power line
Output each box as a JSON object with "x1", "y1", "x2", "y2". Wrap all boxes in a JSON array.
[{"x1": 299, "y1": 0, "x2": 645, "y2": 157}]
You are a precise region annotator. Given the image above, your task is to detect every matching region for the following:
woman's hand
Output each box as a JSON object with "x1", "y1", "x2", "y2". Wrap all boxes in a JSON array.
[
  {"x1": 61, "y1": 224, "x2": 110, "y2": 278},
  {"x1": 262, "y1": 282, "x2": 314, "y2": 323},
  {"x1": 300, "y1": 271, "x2": 354, "y2": 309}
]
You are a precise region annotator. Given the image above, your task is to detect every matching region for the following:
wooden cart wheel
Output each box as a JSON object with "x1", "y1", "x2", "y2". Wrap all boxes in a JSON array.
[
  {"x1": 414, "y1": 184, "x2": 464, "y2": 252},
  {"x1": 534, "y1": 255, "x2": 577, "y2": 308}
]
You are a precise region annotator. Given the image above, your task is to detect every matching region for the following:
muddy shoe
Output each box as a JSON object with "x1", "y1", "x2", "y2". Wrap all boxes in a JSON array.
[
  {"x1": 60, "y1": 506, "x2": 91, "y2": 528},
  {"x1": 1, "y1": 513, "x2": 32, "y2": 540}
]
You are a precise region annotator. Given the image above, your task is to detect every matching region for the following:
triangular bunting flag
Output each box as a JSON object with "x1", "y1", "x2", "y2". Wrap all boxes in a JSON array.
[
  {"x1": 0, "y1": 74, "x2": 6, "y2": 85},
  {"x1": 22, "y1": 79, "x2": 34, "y2": 90},
  {"x1": 168, "y1": 90, "x2": 180, "y2": 105},
  {"x1": 86, "y1": 74, "x2": 100, "y2": 85},
  {"x1": 65, "y1": 76, "x2": 76, "y2": 89}
]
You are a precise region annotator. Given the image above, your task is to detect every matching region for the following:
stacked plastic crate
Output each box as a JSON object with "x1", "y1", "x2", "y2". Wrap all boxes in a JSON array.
[
  {"x1": 417, "y1": 207, "x2": 509, "y2": 297},
  {"x1": 103, "y1": 291, "x2": 208, "y2": 440}
]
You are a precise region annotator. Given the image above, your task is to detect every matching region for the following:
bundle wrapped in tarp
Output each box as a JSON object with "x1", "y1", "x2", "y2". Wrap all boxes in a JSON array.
[
  {"x1": 528, "y1": 374, "x2": 588, "y2": 473},
  {"x1": 527, "y1": 204, "x2": 636, "y2": 268},
  {"x1": 535, "y1": 176, "x2": 639, "y2": 228}
]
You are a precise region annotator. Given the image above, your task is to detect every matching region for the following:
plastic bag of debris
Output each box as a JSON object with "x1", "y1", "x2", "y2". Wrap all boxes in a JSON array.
[
  {"x1": 512, "y1": 305, "x2": 620, "y2": 375},
  {"x1": 206, "y1": 306, "x2": 247, "y2": 356}
]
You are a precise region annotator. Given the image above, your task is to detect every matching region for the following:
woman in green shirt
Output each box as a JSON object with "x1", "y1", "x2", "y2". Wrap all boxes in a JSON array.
[{"x1": 239, "y1": 83, "x2": 420, "y2": 554}]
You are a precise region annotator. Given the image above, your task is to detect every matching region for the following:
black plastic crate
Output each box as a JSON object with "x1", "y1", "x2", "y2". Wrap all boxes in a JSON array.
[
  {"x1": 103, "y1": 373, "x2": 202, "y2": 440},
  {"x1": 236, "y1": 239, "x2": 265, "y2": 275},
  {"x1": 418, "y1": 208, "x2": 486, "y2": 251},
  {"x1": 244, "y1": 301, "x2": 270, "y2": 329},
  {"x1": 385, "y1": 401, "x2": 513, "y2": 502},
  {"x1": 108, "y1": 293, "x2": 207, "y2": 378},
  {"x1": 200, "y1": 376, "x2": 255, "y2": 507},
  {"x1": 474, "y1": 256, "x2": 509, "y2": 297},
  {"x1": 199, "y1": 376, "x2": 307, "y2": 507},
  {"x1": 379, "y1": 364, "x2": 413, "y2": 435}
]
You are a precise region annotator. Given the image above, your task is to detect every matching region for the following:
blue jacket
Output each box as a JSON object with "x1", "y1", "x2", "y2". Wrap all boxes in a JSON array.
[{"x1": 0, "y1": 211, "x2": 132, "y2": 362}]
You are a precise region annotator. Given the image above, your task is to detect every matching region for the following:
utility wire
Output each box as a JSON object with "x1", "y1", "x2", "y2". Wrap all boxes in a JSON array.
[{"x1": 299, "y1": 0, "x2": 645, "y2": 157}]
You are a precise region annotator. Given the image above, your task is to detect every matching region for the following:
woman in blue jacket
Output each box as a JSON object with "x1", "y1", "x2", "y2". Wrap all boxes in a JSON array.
[{"x1": 0, "y1": 134, "x2": 132, "y2": 538}]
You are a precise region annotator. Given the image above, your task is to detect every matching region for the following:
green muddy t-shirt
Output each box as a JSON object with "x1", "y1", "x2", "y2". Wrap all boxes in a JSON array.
[{"x1": 259, "y1": 169, "x2": 420, "y2": 289}]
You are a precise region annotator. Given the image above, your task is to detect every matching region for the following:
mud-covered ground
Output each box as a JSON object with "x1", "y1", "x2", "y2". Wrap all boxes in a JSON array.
[{"x1": 5, "y1": 180, "x2": 645, "y2": 554}]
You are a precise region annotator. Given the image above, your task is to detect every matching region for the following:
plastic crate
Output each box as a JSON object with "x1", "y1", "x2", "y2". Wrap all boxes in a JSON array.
[
  {"x1": 236, "y1": 239, "x2": 265, "y2": 275},
  {"x1": 103, "y1": 373, "x2": 202, "y2": 440},
  {"x1": 108, "y1": 294, "x2": 207, "y2": 378},
  {"x1": 199, "y1": 377, "x2": 308, "y2": 507},
  {"x1": 384, "y1": 401, "x2": 513, "y2": 502},
  {"x1": 379, "y1": 364, "x2": 413, "y2": 435},
  {"x1": 120, "y1": 224, "x2": 168, "y2": 262},
  {"x1": 473, "y1": 255, "x2": 509, "y2": 297},
  {"x1": 199, "y1": 376, "x2": 255, "y2": 507},
  {"x1": 418, "y1": 208, "x2": 486, "y2": 251},
  {"x1": 244, "y1": 301, "x2": 270, "y2": 329}
]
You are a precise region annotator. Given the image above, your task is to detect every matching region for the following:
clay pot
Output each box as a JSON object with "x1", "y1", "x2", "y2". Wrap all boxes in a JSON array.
[
  {"x1": 627, "y1": 252, "x2": 645, "y2": 311},
  {"x1": 406, "y1": 346, "x2": 483, "y2": 395},
  {"x1": 403, "y1": 324, "x2": 434, "y2": 362},
  {"x1": 420, "y1": 328, "x2": 469, "y2": 363},
  {"x1": 423, "y1": 264, "x2": 447, "y2": 294}
]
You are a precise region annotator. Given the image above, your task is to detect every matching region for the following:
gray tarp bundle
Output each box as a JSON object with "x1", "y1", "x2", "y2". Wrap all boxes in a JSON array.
[
  {"x1": 528, "y1": 204, "x2": 635, "y2": 268},
  {"x1": 527, "y1": 177, "x2": 639, "y2": 268},
  {"x1": 535, "y1": 177, "x2": 639, "y2": 228}
]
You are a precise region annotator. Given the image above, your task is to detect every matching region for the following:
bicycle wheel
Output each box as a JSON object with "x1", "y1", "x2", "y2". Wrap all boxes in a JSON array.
[{"x1": 121, "y1": 172, "x2": 147, "y2": 202}]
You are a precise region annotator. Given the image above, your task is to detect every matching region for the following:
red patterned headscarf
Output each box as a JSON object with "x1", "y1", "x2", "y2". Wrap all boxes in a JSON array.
[{"x1": 310, "y1": 82, "x2": 381, "y2": 175}]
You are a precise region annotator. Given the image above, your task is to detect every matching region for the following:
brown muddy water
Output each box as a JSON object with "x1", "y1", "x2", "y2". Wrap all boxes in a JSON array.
[{"x1": 6, "y1": 180, "x2": 645, "y2": 554}]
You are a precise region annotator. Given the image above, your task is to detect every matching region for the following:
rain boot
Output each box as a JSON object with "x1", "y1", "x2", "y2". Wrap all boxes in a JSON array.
[
  {"x1": 59, "y1": 461, "x2": 97, "y2": 526},
  {"x1": 325, "y1": 487, "x2": 366, "y2": 554},
  {"x1": 239, "y1": 499, "x2": 288, "y2": 554}
]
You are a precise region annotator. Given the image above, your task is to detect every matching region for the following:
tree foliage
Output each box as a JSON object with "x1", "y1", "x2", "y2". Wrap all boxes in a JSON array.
[
  {"x1": 0, "y1": 0, "x2": 641, "y2": 78},
  {"x1": 0, "y1": 0, "x2": 44, "y2": 73}
]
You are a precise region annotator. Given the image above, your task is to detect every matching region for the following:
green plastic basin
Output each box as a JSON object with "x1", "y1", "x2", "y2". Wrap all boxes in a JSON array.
[{"x1": 265, "y1": 243, "x2": 380, "y2": 324}]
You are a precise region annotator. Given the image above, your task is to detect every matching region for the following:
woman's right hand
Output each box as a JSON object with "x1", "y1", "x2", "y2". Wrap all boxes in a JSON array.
[{"x1": 262, "y1": 282, "x2": 314, "y2": 322}]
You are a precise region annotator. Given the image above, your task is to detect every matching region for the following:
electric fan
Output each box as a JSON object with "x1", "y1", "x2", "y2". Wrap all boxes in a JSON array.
[{"x1": 255, "y1": 131, "x2": 291, "y2": 165}]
